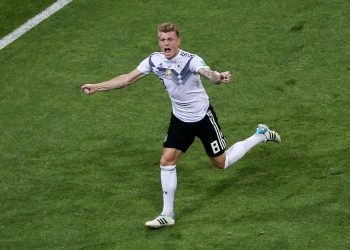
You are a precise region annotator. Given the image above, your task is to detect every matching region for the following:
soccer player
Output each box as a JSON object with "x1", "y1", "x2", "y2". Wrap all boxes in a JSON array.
[{"x1": 81, "y1": 23, "x2": 281, "y2": 228}]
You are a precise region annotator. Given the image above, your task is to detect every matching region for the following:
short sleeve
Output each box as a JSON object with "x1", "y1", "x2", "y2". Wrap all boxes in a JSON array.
[
  {"x1": 190, "y1": 55, "x2": 210, "y2": 73},
  {"x1": 136, "y1": 56, "x2": 152, "y2": 75}
]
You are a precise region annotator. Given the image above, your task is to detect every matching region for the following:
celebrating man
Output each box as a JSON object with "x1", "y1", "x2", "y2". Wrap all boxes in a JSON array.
[{"x1": 81, "y1": 23, "x2": 281, "y2": 228}]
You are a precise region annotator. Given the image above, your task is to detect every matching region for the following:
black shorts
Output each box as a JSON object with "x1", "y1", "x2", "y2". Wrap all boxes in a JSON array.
[{"x1": 163, "y1": 105, "x2": 226, "y2": 157}]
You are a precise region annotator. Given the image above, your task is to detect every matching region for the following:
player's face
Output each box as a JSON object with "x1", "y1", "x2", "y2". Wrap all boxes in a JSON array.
[{"x1": 158, "y1": 31, "x2": 181, "y2": 59}]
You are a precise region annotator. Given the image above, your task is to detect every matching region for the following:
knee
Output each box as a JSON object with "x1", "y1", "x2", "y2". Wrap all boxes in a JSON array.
[
  {"x1": 160, "y1": 148, "x2": 181, "y2": 166},
  {"x1": 212, "y1": 161, "x2": 225, "y2": 170},
  {"x1": 160, "y1": 154, "x2": 177, "y2": 166},
  {"x1": 210, "y1": 155, "x2": 226, "y2": 170}
]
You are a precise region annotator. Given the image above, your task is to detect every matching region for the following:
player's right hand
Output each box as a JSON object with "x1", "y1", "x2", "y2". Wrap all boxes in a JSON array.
[
  {"x1": 219, "y1": 71, "x2": 231, "y2": 83},
  {"x1": 81, "y1": 84, "x2": 96, "y2": 95}
]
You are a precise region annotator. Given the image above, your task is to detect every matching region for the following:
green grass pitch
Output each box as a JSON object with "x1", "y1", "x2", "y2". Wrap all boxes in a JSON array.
[{"x1": 1, "y1": 0, "x2": 350, "y2": 249}]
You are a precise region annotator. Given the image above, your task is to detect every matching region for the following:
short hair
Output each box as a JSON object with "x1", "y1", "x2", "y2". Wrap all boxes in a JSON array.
[{"x1": 158, "y1": 23, "x2": 180, "y2": 37}]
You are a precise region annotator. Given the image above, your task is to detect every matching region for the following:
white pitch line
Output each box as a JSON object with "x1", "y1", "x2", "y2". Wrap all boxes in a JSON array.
[{"x1": 0, "y1": 0, "x2": 72, "y2": 50}]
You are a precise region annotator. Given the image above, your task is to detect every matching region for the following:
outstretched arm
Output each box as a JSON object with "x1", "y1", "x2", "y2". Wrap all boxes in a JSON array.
[
  {"x1": 81, "y1": 69, "x2": 145, "y2": 95},
  {"x1": 197, "y1": 68, "x2": 231, "y2": 84}
]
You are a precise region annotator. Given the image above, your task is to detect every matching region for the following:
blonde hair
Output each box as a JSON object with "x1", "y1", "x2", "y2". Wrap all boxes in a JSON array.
[{"x1": 157, "y1": 23, "x2": 180, "y2": 37}]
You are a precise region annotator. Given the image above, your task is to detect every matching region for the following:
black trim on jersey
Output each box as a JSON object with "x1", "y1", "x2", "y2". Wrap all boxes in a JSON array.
[{"x1": 148, "y1": 55, "x2": 155, "y2": 68}]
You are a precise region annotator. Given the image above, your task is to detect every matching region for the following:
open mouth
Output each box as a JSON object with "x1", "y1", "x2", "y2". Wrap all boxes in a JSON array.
[{"x1": 164, "y1": 48, "x2": 171, "y2": 53}]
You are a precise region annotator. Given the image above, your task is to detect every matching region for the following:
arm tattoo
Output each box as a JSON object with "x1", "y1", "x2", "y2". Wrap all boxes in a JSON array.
[{"x1": 199, "y1": 68, "x2": 221, "y2": 84}]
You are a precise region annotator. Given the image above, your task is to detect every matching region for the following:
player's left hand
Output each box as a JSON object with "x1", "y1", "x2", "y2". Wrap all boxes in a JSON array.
[{"x1": 219, "y1": 71, "x2": 231, "y2": 83}]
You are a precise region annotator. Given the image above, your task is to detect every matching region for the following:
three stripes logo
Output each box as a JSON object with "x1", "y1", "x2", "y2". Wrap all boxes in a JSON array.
[
  {"x1": 206, "y1": 110, "x2": 226, "y2": 152},
  {"x1": 268, "y1": 131, "x2": 276, "y2": 140},
  {"x1": 157, "y1": 218, "x2": 168, "y2": 225}
]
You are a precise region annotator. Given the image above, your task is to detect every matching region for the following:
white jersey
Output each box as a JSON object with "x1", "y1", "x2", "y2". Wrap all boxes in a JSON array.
[{"x1": 137, "y1": 49, "x2": 210, "y2": 122}]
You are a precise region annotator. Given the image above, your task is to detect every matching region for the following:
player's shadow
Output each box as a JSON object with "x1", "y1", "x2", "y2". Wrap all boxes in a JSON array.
[
  {"x1": 176, "y1": 160, "x2": 286, "y2": 220},
  {"x1": 177, "y1": 172, "x2": 241, "y2": 217}
]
